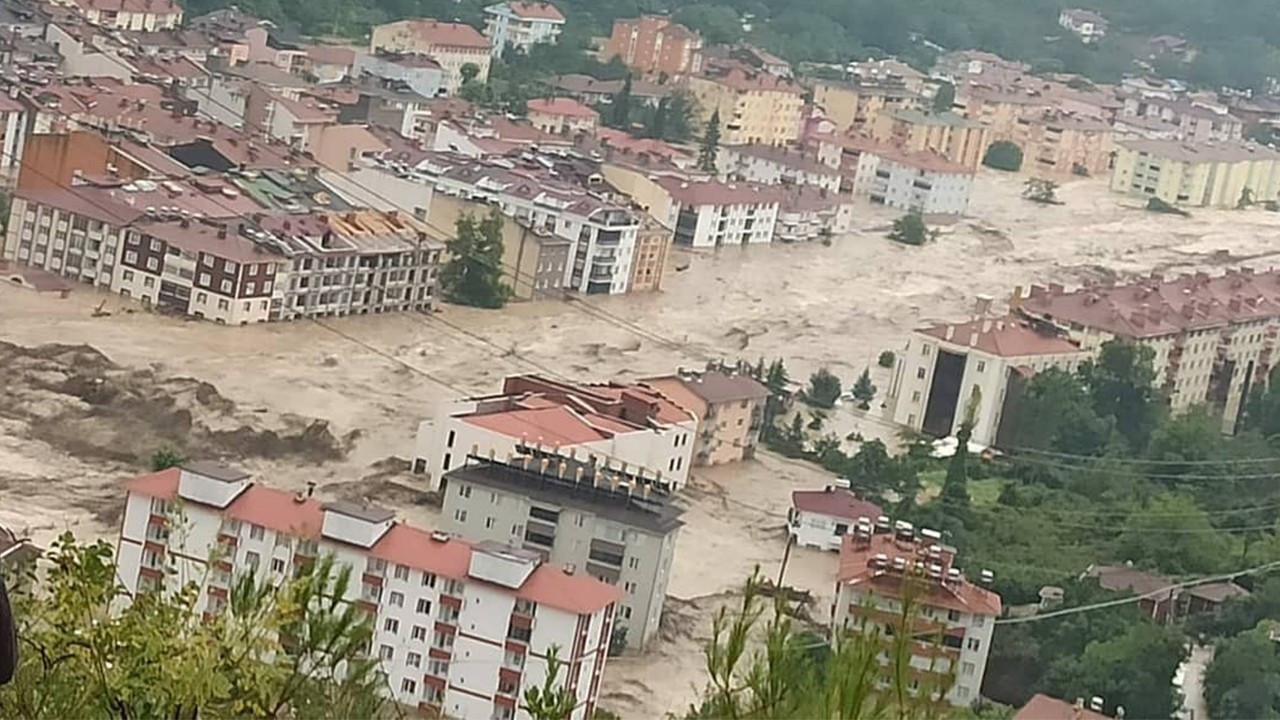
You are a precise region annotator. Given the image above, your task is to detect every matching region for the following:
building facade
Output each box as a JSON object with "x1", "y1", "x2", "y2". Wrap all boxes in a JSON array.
[
  {"x1": 886, "y1": 313, "x2": 1088, "y2": 447},
  {"x1": 483, "y1": 1, "x2": 565, "y2": 56},
  {"x1": 1108, "y1": 138, "x2": 1280, "y2": 208},
  {"x1": 441, "y1": 453, "x2": 683, "y2": 651},
  {"x1": 833, "y1": 522, "x2": 1002, "y2": 707},
  {"x1": 116, "y1": 462, "x2": 620, "y2": 720},
  {"x1": 369, "y1": 19, "x2": 492, "y2": 93},
  {"x1": 353, "y1": 53, "x2": 446, "y2": 101},
  {"x1": 643, "y1": 369, "x2": 770, "y2": 465},
  {"x1": 70, "y1": 0, "x2": 183, "y2": 30},
  {"x1": 717, "y1": 143, "x2": 843, "y2": 193},
  {"x1": 868, "y1": 109, "x2": 990, "y2": 171},
  {"x1": 788, "y1": 487, "x2": 883, "y2": 552},
  {"x1": 864, "y1": 150, "x2": 975, "y2": 216},
  {"x1": 603, "y1": 16, "x2": 702, "y2": 77},
  {"x1": 414, "y1": 374, "x2": 698, "y2": 490},
  {"x1": 813, "y1": 81, "x2": 925, "y2": 134},
  {"x1": 688, "y1": 64, "x2": 804, "y2": 146},
  {"x1": 657, "y1": 177, "x2": 781, "y2": 248},
  {"x1": 526, "y1": 98, "x2": 600, "y2": 136}
]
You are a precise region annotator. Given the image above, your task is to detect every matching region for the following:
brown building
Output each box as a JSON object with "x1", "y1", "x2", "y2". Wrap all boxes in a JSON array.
[
  {"x1": 604, "y1": 15, "x2": 702, "y2": 77},
  {"x1": 643, "y1": 369, "x2": 769, "y2": 465},
  {"x1": 428, "y1": 192, "x2": 571, "y2": 301},
  {"x1": 17, "y1": 129, "x2": 189, "y2": 191},
  {"x1": 1013, "y1": 694, "x2": 1113, "y2": 720},
  {"x1": 1088, "y1": 564, "x2": 1247, "y2": 623},
  {"x1": 629, "y1": 217, "x2": 670, "y2": 292}
]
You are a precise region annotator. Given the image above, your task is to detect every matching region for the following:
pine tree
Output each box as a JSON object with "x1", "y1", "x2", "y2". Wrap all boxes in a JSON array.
[
  {"x1": 612, "y1": 74, "x2": 633, "y2": 128},
  {"x1": 942, "y1": 388, "x2": 980, "y2": 509},
  {"x1": 698, "y1": 109, "x2": 721, "y2": 173},
  {"x1": 440, "y1": 209, "x2": 513, "y2": 309},
  {"x1": 851, "y1": 369, "x2": 876, "y2": 409}
]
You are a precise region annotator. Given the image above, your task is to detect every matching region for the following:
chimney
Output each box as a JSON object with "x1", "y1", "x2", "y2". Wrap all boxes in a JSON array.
[
  {"x1": 944, "y1": 325, "x2": 955, "y2": 341},
  {"x1": 974, "y1": 293, "x2": 993, "y2": 316},
  {"x1": 981, "y1": 319, "x2": 992, "y2": 333}
]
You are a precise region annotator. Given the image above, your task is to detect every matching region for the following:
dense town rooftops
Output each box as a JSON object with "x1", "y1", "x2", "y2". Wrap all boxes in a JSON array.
[
  {"x1": 918, "y1": 315, "x2": 1085, "y2": 357},
  {"x1": 122, "y1": 467, "x2": 620, "y2": 614},
  {"x1": 1018, "y1": 268, "x2": 1280, "y2": 338},
  {"x1": 698, "y1": 61, "x2": 802, "y2": 94},
  {"x1": 386, "y1": 19, "x2": 489, "y2": 49},
  {"x1": 72, "y1": 0, "x2": 180, "y2": 14},
  {"x1": 546, "y1": 74, "x2": 668, "y2": 99}
]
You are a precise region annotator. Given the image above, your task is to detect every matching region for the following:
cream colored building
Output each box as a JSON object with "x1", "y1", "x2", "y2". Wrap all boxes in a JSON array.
[
  {"x1": 526, "y1": 97, "x2": 600, "y2": 136},
  {"x1": 65, "y1": 0, "x2": 182, "y2": 30},
  {"x1": 868, "y1": 109, "x2": 990, "y2": 171},
  {"x1": 643, "y1": 369, "x2": 770, "y2": 465},
  {"x1": 814, "y1": 81, "x2": 925, "y2": 134},
  {"x1": 956, "y1": 86, "x2": 1115, "y2": 176},
  {"x1": 1109, "y1": 138, "x2": 1280, "y2": 208},
  {"x1": 688, "y1": 63, "x2": 804, "y2": 146},
  {"x1": 886, "y1": 313, "x2": 1088, "y2": 446},
  {"x1": 369, "y1": 19, "x2": 492, "y2": 93}
]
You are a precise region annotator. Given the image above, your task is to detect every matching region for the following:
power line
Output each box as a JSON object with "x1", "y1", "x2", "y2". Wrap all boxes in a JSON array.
[
  {"x1": 1002, "y1": 453, "x2": 1280, "y2": 481},
  {"x1": 1006, "y1": 446, "x2": 1280, "y2": 466}
]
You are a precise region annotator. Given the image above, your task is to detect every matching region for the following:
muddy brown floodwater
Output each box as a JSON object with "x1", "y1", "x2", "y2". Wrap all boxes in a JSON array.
[{"x1": 2, "y1": 171, "x2": 1279, "y2": 716}]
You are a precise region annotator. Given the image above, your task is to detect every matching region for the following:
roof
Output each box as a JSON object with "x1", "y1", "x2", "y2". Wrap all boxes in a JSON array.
[
  {"x1": 527, "y1": 97, "x2": 599, "y2": 120},
  {"x1": 73, "y1": 0, "x2": 180, "y2": 14},
  {"x1": 889, "y1": 109, "x2": 984, "y2": 129},
  {"x1": 182, "y1": 461, "x2": 248, "y2": 482},
  {"x1": 696, "y1": 63, "x2": 803, "y2": 94},
  {"x1": 1061, "y1": 8, "x2": 1108, "y2": 25},
  {"x1": 322, "y1": 500, "x2": 396, "y2": 523},
  {"x1": 382, "y1": 19, "x2": 489, "y2": 49},
  {"x1": 1019, "y1": 268, "x2": 1280, "y2": 339},
  {"x1": 918, "y1": 315, "x2": 1085, "y2": 358},
  {"x1": 792, "y1": 488, "x2": 883, "y2": 522},
  {"x1": 838, "y1": 533, "x2": 1003, "y2": 616},
  {"x1": 1088, "y1": 564, "x2": 1170, "y2": 596},
  {"x1": 1187, "y1": 581, "x2": 1248, "y2": 603},
  {"x1": 549, "y1": 74, "x2": 668, "y2": 99},
  {"x1": 655, "y1": 177, "x2": 784, "y2": 207},
  {"x1": 136, "y1": 220, "x2": 285, "y2": 264},
  {"x1": 491, "y1": 1, "x2": 565, "y2": 22},
  {"x1": 462, "y1": 405, "x2": 610, "y2": 446},
  {"x1": 518, "y1": 563, "x2": 622, "y2": 613},
  {"x1": 1116, "y1": 138, "x2": 1278, "y2": 164},
  {"x1": 369, "y1": 523, "x2": 472, "y2": 579},
  {"x1": 226, "y1": 485, "x2": 324, "y2": 539},
  {"x1": 722, "y1": 143, "x2": 838, "y2": 177},
  {"x1": 649, "y1": 369, "x2": 771, "y2": 404},
  {"x1": 307, "y1": 44, "x2": 356, "y2": 66},
  {"x1": 122, "y1": 467, "x2": 181, "y2": 499},
  {"x1": 14, "y1": 186, "x2": 144, "y2": 226},
  {"x1": 1014, "y1": 694, "x2": 1112, "y2": 720}
]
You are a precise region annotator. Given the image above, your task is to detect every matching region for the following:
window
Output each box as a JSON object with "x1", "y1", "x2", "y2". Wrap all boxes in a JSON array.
[
  {"x1": 447, "y1": 430, "x2": 456, "y2": 447},
  {"x1": 149, "y1": 238, "x2": 162, "y2": 252},
  {"x1": 196, "y1": 292, "x2": 207, "y2": 304},
  {"x1": 226, "y1": 261, "x2": 238, "y2": 273},
  {"x1": 421, "y1": 571, "x2": 437, "y2": 588},
  {"x1": 624, "y1": 581, "x2": 636, "y2": 595},
  {"x1": 911, "y1": 391, "x2": 921, "y2": 402},
  {"x1": 400, "y1": 678, "x2": 416, "y2": 695},
  {"x1": 245, "y1": 281, "x2": 255, "y2": 294},
  {"x1": 956, "y1": 686, "x2": 970, "y2": 699},
  {"x1": 202, "y1": 255, "x2": 214, "y2": 267},
  {"x1": 411, "y1": 625, "x2": 427, "y2": 641},
  {"x1": 143, "y1": 276, "x2": 155, "y2": 288},
  {"x1": 218, "y1": 299, "x2": 229, "y2": 311},
  {"x1": 384, "y1": 618, "x2": 400, "y2": 634},
  {"x1": 628, "y1": 557, "x2": 640, "y2": 570},
  {"x1": 916, "y1": 367, "x2": 927, "y2": 380},
  {"x1": 428, "y1": 658, "x2": 450, "y2": 676},
  {"x1": 962, "y1": 661, "x2": 976, "y2": 676},
  {"x1": 270, "y1": 557, "x2": 285, "y2": 574},
  {"x1": 966, "y1": 638, "x2": 980, "y2": 652},
  {"x1": 454, "y1": 509, "x2": 467, "y2": 523},
  {"x1": 416, "y1": 598, "x2": 432, "y2": 614},
  {"x1": 922, "y1": 346, "x2": 931, "y2": 356},
  {"x1": 124, "y1": 250, "x2": 137, "y2": 264},
  {"x1": 379, "y1": 645, "x2": 394, "y2": 662},
  {"x1": 249, "y1": 524, "x2": 264, "y2": 541},
  {"x1": 245, "y1": 551, "x2": 260, "y2": 570},
  {"x1": 221, "y1": 279, "x2": 232, "y2": 293},
  {"x1": 146, "y1": 257, "x2": 158, "y2": 271},
  {"x1": 458, "y1": 484, "x2": 471, "y2": 498},
  {"x1": 394, "y1": 564, "x2": 410, "y2": 581},
  {"x1": 485, "y1": 517, "x2": 494, "y2": 529},
  {"x1": 406, "y1": 652, "x2": 421, "y2": 668},
  {"x1": 442, "y1": 453, "x2": 452, "y2": 471},
  {"x1": 973, "y1": 615, "x2": 986, "y2": 627},
  {"x1": 976, "y1": 360, "x2": 986, "y2": 373},
  {"x1": 621, "y1": 605, "x2": 632, "y2": 619},
  {"x1": 389, "y1": 591, "x2": 404, "y2": 608}
]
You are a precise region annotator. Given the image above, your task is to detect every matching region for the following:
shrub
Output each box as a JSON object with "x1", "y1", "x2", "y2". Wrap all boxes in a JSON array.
[
  {"x1": 983, "y1": 141, "x2": 1023, "y2": 172},
  {"x1": 877, "y1": 350, "x2": 896, "y2": 368}
]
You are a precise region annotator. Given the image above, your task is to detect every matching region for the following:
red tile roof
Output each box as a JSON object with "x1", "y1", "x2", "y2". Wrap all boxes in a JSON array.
[
  {"x1": 518, "y1": 563, "x2": 622, "y2": 614},
  {"x1": 397, "y1": 19, "x2": 489, "y2": 49},
  {"x1": 122, "y1": 467, "x2": 181, "y2": 499},
  {"x1": 838, "y1": 534, "x2": 1002, "y2": 617},
  {"x1": 306, "y1": 44, "x2": 356, "y2": 66},
  {"x1": 1014, "y1": 694, "x2": 1112, "y2": 720},
  {"x1": 1019, "y1": 269, "x2": 1280, "y2": 339},
  {"x1": 370, "y1": 524, "x2": 472, "y2": 580},
  {"x1": 15, "y1": 186, "x2": 145, "y2": 226},
  {"x1": 527, "y1": 97, "x2": 599, "y2": 119},
  {"x1": 463, "y1": 406, "x2": 609, "y2": 446},
  {"x1": 698, "y1": 62, "x2": 803, "y2": 94},
  {"x1": 225, "y1": 484, "x2": 324, "y2": 539},
  {"x1": 792, "y1": 489, "x2": 883, "y2": 522},
  {"x1": 507, "y1": 2, "x2": 564, "y2": 21},
  {"x1": 655, "y1": 177, "x2": 784, "y2": 207},
  {"x1": 917, "y1": 315, "x2": 1085, "y2": 357}
]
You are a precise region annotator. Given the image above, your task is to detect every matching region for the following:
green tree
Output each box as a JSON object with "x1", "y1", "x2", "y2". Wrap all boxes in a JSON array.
[
  {"x1": 522, "y1": 646, "x2": 577, "y2": 720},
  {"x1": 877, "y1": 350, "x2": 896, "y2": 369},
  {"x1": 1204, "y1": 625, "x2": 1280, "y2": 719},
  {"x1": 698, "y1": 109, "x2": 721, "y2": 173},
  {"x1": 931, "y1": 81, "x2": 956, "y2": 113},
  {"x1": 1077, "y1": 340, "x2": 1164, "y2": 452},
  {"x1": 611, "y1": 74, "x2": 632, "y2": 128},
  {"x1": 150, "y1": 446, "x2": 189, "y2": 471},
  {"x1": 1243, "y1": 365, "x2": 1280, "y2": 436},
  {"x1": 1005, "y1": 367, "x2": 1114, "y2": 455},
  {"x1": 887, "y1": 211, "x2": 929, "y2": 246},
  {"x1": 851, "y1": 369, "x2": 876, "y2": 409},
  {"x1": 460, "y1": 62, "x2": 481, "y2": 86},
  {"x1": 671, "y1": 4, "x2": 743, "y2": 45},
  {"x1": 1022, "y1": 178, "x2": 1060, "y2": 204},
  {"x1": 440, "y1": 209, "x2": 513, "y2": 309},
  {"x1": 1043, "y1": 622, "x2": 1187, "y2": 719},
  {"x1": 765, "y1": 358, "x2": 790, "y2": 394},
  {"x1": 983, "y1": 141, "x2": 1024, "y2": 172},
  {"x1": 1114, "y1": 495, "x2": 1234, "y2": 574},
  {"x1": 805, "y1": 367, "x2": 841, "y2": 408},
  {"x1": 942, "y1": 388, "x2": 979, "y2": 509},
  {"x1": 0, "y1": 533, "x2": 386, "y2": 719}
]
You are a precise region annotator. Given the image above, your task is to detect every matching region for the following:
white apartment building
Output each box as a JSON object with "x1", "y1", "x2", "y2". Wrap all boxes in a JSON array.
[
  {"x1": 717, "y1": 143, "x2": 843, "y2": 194},
  {"x1": 428, "y1": 153, "x2": 642, "y2": 294},
  {"x1": 0, "y1": 90, "x2": 26, "y2": 184},
  {"x1": 788, "y1": 487, "x2": 883, "y2": 552},
  {"x1": 483, "y1": 1, "x2": 566, "y2": 56},
  {"x1": 656, "y1": 177, "x2": 781, "y2": 248},
  {"x1": 117, "y1": 462, "x2": 620, "y2": 720},
  {"x1": 1057, "y1": 9, "x2": 1107, "y2": 44},
  {"x1": 414, "y1": 374, "x2": 697, "y2": 491},
  {"x1": 775, "y1": 185, "x2": 856, "y2": 243},
  {"x1": 885, "y1": 313, "x2": 1088, "y2": 447},
  {"x1": 67, "y1": 0, "x2": 183, "y2": 30},
  {"x1": 833, "y1": 521, "x2": 1001, "y2": 707},
  {"x1": 865, "y1": 150, "x2": 974, "y2": 216}
]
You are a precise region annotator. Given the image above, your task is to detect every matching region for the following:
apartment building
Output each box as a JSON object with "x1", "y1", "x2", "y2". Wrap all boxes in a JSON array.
[
  {"x1": 868, "y1": 109, "x2": 991, "y2": 171},
  {"x1": 814, "y1": 81, "x2": 926, "y2": 134},
  {"x1": 717, "y1": 143, "x2": 842, "y2": 193},
  {"x1": 1017, "y1": 269, "x2": 1280, "y2": 432},
  {"x1": 845, "y1": 59, "x2": 928, "y2": 95},
  {"x1": 604, "y1": 15, "x2": 702, "y2": 77},
  {"x1": 353, "y1": 52, "x2": 446, "y2": 101},
  {"x1": 0, "y1": 90, "x2": 27, "y2": 185},
  {"x1": 116, "y1": 462, "x2": 619, "y2": 720},
  {"x1": 483, "y1": 1, "x2": 565, "y2": 56},
  {"x1": 629, "y1": 217, "x2": 670, "y2": 292},
  {"x1": 833, "y1": 521, "x2": 1002, "y2": 707},
  {"x1": 1121, "y1": 96, "x2": 1244, "y2": 143},
  {"x1": 788, "y1": 487, "x2": 883, "y2": 552},
  {"x1": 369, "y1": 19, "x2": 492, "y2": 93},
  {"x1": 427, "y1": 153, "x2": 642, "y2": 295},
  {"x1": 656, "y1": 177, "x2": 781, "y2": 248},
  {"x1": 885, "y1": 313, "x2": 1088, "y2": 447},
  {"x1": 526, "y1": 98, "x2": 600, "y2": 136},
  {"x1": 1058, "y1": 8, "x2": 1108, "y2": 43},
  {"x1": 1019, "y1": 112, "x2": 1115, "y2": 177},
  {"x1": 414, "y1": 373, "x2": 697, "y2": 490},
  {"x1": 441, "y1": 453, "x2": 683, "y2": 651},
  {"x1": 775, "y1": 185, "x2": 857, "y2": 242},
  {"x1": 67, "y1": 0, "x2": 183, "y2": 30},
  {"x1": 644, "y1": 369, "x2": 770, "y2": 465},
  {"x1": 1109, "y1": 138, "x2": 1280, "y2": 208},
  {"x1": 863, "y1": 148, "x2": 974, "y2": 216},
  {"x1": 688, "y1": 62, "x2": 804, "y2": 146}
]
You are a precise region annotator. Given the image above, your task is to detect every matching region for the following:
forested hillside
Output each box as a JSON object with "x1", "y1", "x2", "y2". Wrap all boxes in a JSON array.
[{"x1": 181, "y1": 0, "x2": 1280, "y2": 89}]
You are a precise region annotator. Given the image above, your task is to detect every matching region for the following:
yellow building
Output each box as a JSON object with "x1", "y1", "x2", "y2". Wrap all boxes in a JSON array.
[
  {"x1": 688, "y1": 63, "x2": 804, "y2": 146},
  {"x1": 369, "y1": 19, "x2": 492, "y2": 93},
  {"x1": 868, "y1": 109, "x2": 990, "y2": 170},
  {"x1": 954, "y1": 87, "x2": 1114, "y2": 176},
  {"x1": 813, "y1": 81, "x2": 924, "y2": 134},
  {"x1": 1109, "y1": 138, "x2": 1280, "y2": 208}
]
